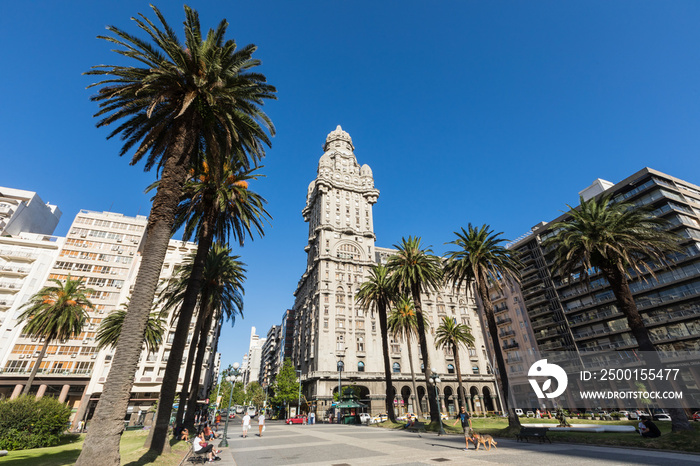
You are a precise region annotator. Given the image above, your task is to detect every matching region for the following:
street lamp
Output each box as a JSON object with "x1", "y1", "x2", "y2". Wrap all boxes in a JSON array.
[
  {"x1": 430, "y1": 368, "x2": 446, "y2": 436},
  {"x1": 296, "y1": 370, "x2": 302, "y2": 418},
  {"x1": 219, "y1": 362, "x2": 242, "y2": 449},
  {"x1": 336, "y1": 359, "x2": 344, "y2": 424}
]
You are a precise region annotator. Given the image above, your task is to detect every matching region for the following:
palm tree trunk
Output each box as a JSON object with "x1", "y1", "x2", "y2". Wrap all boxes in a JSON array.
[
  {"x1": 77, "y1": 125, "x2": 195, "y2": 466},
  {"x1": 145, "y1": 204, "x2": 217, "y2": 453},
  {"x1": 377, "y1": 300, "x2": 396, "y2": 422},
  {"x1": 405, "y1": 334, "x2": 422, "y2": 419},
  {"x1": 174, "y1": 307, "x2": 205, "y2": 427},
  {"x1": 411, "y1": 284, "x2": 439, "y2": 423},
  {"x1": 475, "y1": 275, "x2": 520, "y2": 430},
  {"x1": 602, "y1": 264, "x2": 691, "y2": 432},
  {"x1": 22, "y1": 339, "x2": 50, "y2": 395},
  {"x1": 453, "y1": 343, "x2": 467, "y2": 413},
  {"x1": 184, "y1": 305, "x2": 214, "y2": 428}
]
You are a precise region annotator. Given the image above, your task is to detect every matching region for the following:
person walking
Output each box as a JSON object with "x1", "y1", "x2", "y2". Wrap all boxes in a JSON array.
[
  {"x1": 309, "y1": 412, "x2": 315, "y2": 425},
  {"x1": 215, "y1": 412, "x2": 222, "y2": 432},
  {"x1": 452, "y1": 406, "x2": 473, "y2": 450},
  {"x1": 258, "y1": 410, "x2": 266, "y2": 437},
  {"x1": 242, "y1": 412, "x2": 251, "y2": 438}
]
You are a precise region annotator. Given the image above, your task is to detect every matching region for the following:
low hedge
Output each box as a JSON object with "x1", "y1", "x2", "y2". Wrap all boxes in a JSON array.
[{"x1": 0, "y1": 395, "x2": 71, "y2": 450}]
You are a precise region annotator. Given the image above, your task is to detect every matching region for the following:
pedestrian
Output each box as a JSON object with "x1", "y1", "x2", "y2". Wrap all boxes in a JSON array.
[
  {"x1": 258, "y1": 410, "x2": 266, "y2": 437},
  {"x1": 242, "y1": 412, "x2": 251, "y2": 438},
  {"x1": 215, "y1": 412, "x2": 221, "y2": 432},
  {"x1": 536, "y1": 409, "x2": 541, "y2": 419},
  {"x1": 77, "y1": 420, "x2": 85, "y2": 433},
  {"x1": 309, "y1": 412, "x2": 315, "y2": 425},
  {"x1": 452, "y1": 406, "x2": 474, "y2": 451}
]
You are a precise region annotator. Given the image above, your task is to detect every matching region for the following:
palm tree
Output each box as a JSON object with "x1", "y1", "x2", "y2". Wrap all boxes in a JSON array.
[
  {"x1": 95, "y1": 304, "x2": 166, "y2": 354},
  {"x1": 444, "y1": 224, "x2": 522, "y2": 429},
  {"x1": 544, "y1": 194, "x2": 691, "y2": 431},
  {"x1": 78, "y1": 6, "x2": 275, "y2": 461},
  {"x1": 18, "y1": 276, "x2": 94, "y2": 395},
  {"x1": 386, "y1": 237, "x2": 443, "y2": 423},
  {"x1": 356, "y1": 265, "x2": 396, "y2": 422},
  {"x1": 387, "y1": 295, "x2": 427, "y2": 419},
  {"x1": 181, "y1": 244, "x2": 245, "y2": 428},
  {"x1": 434, "y1": 316, "x2": 475, "y2": 415},
  {"x1": 146, "y1": 159, "x2": 268, "y2": 451}
]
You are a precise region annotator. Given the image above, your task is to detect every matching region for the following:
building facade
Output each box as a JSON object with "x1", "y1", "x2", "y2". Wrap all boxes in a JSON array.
[
  {"x1": 0, "y1": 187, "x2": 61, "y2": 236},
  {"x1": 0, "y1": 206, "x2": 223, "y2": 426},
  {"x1": 292, "y1": 127, "x2": 498, "y2": 418},
  {"x1": 505, "y1": 168, "x2": 700, "y2": 408}
]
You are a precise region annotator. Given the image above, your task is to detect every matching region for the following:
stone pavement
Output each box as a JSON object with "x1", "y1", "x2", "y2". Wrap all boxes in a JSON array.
[{"x1": 214, "y1": 421, "x2": 700, "y2": 466}]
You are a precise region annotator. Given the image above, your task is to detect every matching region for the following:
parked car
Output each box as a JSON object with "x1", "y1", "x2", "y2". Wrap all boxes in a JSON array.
[
  {"x1": 515, "y1": 408, "x2": 524, "y2": 417},
  {"x1": 285, "y1": 415, "x2": 305, "y2": 425},
  {"x1": 692, "y1": 411, "x2": 700, "y2": 421},
  {"x1": 359, "y1": 413, "x2": 372, "y2": 424},
  {"x1": 440, "y1": 412, "x2": 449, "y2": 420},
  {"x1": 654, "y1": 413, "x2": 672, "y2": 422},
  {"x1": 526, "y1": 411, "x2": 535, "y2": 418},
  {"x1": 371, "y1": 413, "x2": 388, "y2": 423}
]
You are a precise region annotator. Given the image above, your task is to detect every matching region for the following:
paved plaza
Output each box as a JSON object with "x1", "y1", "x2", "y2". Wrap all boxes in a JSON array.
[{"x1": 210, "y1": 421, "x2": 700, "y2": 466}]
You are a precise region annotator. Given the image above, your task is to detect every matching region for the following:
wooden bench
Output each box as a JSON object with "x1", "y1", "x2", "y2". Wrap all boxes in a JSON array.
[
  {"x1": 516, "y1": 426, "x2": 551, "y2": 443},
  {"x1": 407, "y1": 421, "x2": 427, "y2": 433}
]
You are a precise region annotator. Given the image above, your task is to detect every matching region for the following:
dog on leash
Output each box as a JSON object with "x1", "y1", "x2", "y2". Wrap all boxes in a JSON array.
[{"x1": 473, "y1": 432, "x2": 498, "y2": 451}]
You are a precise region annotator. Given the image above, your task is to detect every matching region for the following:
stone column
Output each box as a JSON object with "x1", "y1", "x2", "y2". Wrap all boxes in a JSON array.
[
  {"x1": 439, "y1": 395, "x2": 446, "y2": 414},
  {"x1": 35, "y1": 384, "x2": 48, "y2": 400},
  {"x1": 58, "y1": 384, "x2": 70, "y2": 403},
  {"x1": 71, "y1": 386, "x2": 90, "y2": 431},
  {"x1": 468, "y1": 396, "x2": 474, "y2": 414},
  {"x1": 10, "y1": 384, "x2": 23, "y2": 400},
  {"x1": 473, "y1": 395, "x2": 481, "y2": 415}
]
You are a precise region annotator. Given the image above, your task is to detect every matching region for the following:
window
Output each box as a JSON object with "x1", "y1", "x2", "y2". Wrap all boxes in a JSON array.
[
  {"x1": 447, "y1": 364, "x2": 455, "y2": 374},
  {"x1": 358, "y1": 361, "x2": 365, "y2": 372},
  {"x1": 357, "y1": 337, "x2": 364, "y2": 351},
  {"x1": 392, "y1": 362, "x2": 401, "y2": 373},
  {"x1": 472, "y1": 365, "x2": 480, "y2": 374}
]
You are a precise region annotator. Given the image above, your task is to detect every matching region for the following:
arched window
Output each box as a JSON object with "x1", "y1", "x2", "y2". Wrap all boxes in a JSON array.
[
  {"x1": 358, "y1": 361, "x2": 365, "y2": 372},
  {"x1": 447, "y1": 364, "x2": 455, "y2": 374},
  {"x1": 337, "y1": 243, "x2": 361, "y2": 260},
  {"x1": 392, "y1": 362, "x2": 401, "y2": 373}
]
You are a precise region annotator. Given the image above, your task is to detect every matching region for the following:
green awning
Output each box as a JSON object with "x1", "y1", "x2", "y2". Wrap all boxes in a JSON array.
[{"x1": 336, "y1": 399, "x2": 367, "y2": 409}]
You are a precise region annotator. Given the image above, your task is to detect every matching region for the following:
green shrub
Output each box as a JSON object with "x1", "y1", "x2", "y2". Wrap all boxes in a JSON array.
[{"x1": 0, "y1": 395, "x2": 71, "y2": 450}]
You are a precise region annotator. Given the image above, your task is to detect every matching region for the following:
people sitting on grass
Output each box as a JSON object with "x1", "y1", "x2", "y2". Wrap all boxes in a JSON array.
[
  {"x1": 638, "y1": 418, "x2": 661, "y2": 438},
  {"x1": 180, "y1": 428, "x2": 189, "y2": 442}
]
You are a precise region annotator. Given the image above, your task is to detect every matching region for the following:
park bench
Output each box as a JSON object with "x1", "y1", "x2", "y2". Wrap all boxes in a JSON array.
[
  {"x1": 516, "y1": 426, "x2": 551, "y2": 443},
  {"x1": 407, "y1": 421, "x2": 427, "y2": 433}
]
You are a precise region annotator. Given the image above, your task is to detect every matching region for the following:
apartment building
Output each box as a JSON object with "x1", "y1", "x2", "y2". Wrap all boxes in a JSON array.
[
  {"x1": 506, "y1": 168, "x2": 700, "y2": 408},
  {"x1": 0, "y1": 187, "x2": 61, "y2": 236}
]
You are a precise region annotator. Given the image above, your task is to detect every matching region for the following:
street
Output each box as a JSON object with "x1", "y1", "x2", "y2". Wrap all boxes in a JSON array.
[{"x1": 215, "y1": 421, "x2": 700, "y2": 465}]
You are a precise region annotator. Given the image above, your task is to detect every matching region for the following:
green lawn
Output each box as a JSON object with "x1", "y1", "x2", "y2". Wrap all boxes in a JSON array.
[
  {"x1": 373, "y1": 417, "x2": 700, "y2": 453},
  {"x1": 0, "y1": 430, "x2": 191, "y2": 466}
]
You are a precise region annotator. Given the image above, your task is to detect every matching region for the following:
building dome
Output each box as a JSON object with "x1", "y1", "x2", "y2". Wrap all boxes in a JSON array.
[
  {"x1": 360, "y1": 164, "x2": 373, "y2": 177},
  {"x1": 323, "y1": 125, "x2": 354, "y2": 152}
]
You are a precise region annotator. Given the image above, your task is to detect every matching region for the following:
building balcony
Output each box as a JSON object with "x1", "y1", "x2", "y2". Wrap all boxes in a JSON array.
[
  {"x1": 502, "y1": 342, "x2": 520, "y2": 351},
  {"x1": 531, "y1": 316, "x2": 556, "y2": 330},
  {"x1": 0, "y1": 298, "x2": 13, "y2": 309},
  {"x1": 0, "y1": 282, "x2": 20, "y2": 293},
  {"x1": 507, "y1": 355, "x2": 523, "y2": 364},
  {"x1": 0, "y1": 249, "x2": 38, "y2": 262},
  {"x1": 495, "y1": 317, "x2": 512, "y2": 327},
  {"x1": 499, "y1": 330, "x2": 516, "y2": 338},
  {"x1": 0, "y1": 266, "x2": 30, "y2": 276}
]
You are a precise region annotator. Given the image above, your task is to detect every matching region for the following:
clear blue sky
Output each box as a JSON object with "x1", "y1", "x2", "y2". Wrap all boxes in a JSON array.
[{"x1": 2, "y1": 1, "x2": 699, "y2": 374}]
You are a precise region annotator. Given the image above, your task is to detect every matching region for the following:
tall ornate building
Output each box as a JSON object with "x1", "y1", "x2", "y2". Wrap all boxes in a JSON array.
[{"x1": 292, "y1": 126, "x2": 498, "y2": 417}]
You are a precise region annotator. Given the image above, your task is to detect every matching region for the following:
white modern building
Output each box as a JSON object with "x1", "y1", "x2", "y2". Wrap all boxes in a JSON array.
[{"x1": 0, "y1": 187, "x2": 61, "y2": 236}]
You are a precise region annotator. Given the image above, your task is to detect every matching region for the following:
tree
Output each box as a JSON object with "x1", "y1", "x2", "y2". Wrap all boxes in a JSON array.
[
  {"x1": 356, "y1": 265, "x2": 396, "y2": 422},
  {"x1": 387, "y1": 295, "x2": 426, "y2": 419},
  {"x1": 386, "y1": 237, "x2": 443, "y2": 423},
  {"x1": 273, "y1": 359, "x2": 299, "y2": 418},
  {"x1": 95, "y1": 303, "x2": 165, "y2": 354},
  {"x1": 545, "y1": 194, "x2": 691, "y2": 432},
  {"x1": 18, "y1": 276, "x2": 94, "y2": 395},
  {"x1": 444, "y1": 224, "x2": 522, "y2": 429},
  {"x1": 147, "y1": 154, "x2": 268, "y2": 452},
  {"x1": 245, "y1": 382, "x2": 265, "y2": 409},
  {"x1": 181, "y1": 245, "x2": 246, "y2": 428},
  {"x1": 78, "y1": 6, "x2": 275, "y2": 462},
  {"x1": 434, "y1": 316, "x2": 475, "y2": 414}
]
